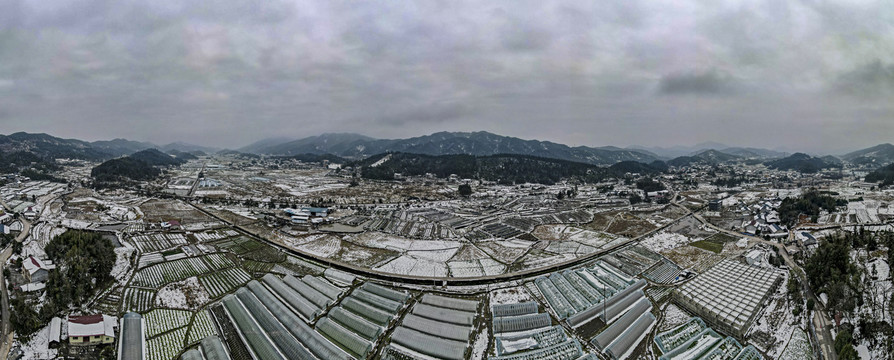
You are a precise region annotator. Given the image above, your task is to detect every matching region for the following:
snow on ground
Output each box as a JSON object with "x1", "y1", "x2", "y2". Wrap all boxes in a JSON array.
[
  {"x1": 296, "y1": 235, "x2": 342, "y2": 258},
  {"x1": 374, "y1": 255, "x2": 449, "y2": 277},
  {"x1": 19, "y1": 323, "x2": 57, "y2": 360},
  {"x1": 746, "y1": 271, "x2": 798, "y2": 358},
  {"x1": 868, "y1": 258, "x2": 889, "y2": 281},
  {"x1": 21, "y1": 239, "x2": 47, "y2": 260},
  {"x1": 659, "y1": 303, "x2": 691, "y2": 332},
  {"x1": 470, "y1": 326, "x2": 490, "y2": 360},
  {"x1": 489, "y1": 286, "x2": 534, "y2": 305},
  {"x1": 778, "y1": 328, "x2": 813, "y2": 360},
  {"x1": 111, "y1": 246, "x2": 136, "y2": 284},
  {"x1": 639, "y1": 231, "x2": 692, "y2": 253},
  {"x1": 408, "y1": 248, "x2": 459, "y2": 262},
  {"x1": 155, "y1": 277, "x2": 210, "y2": 310}
]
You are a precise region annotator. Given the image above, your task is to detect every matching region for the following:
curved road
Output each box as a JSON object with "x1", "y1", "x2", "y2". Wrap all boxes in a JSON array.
[{"x1": 188, "y1": 201, "x2": 687, "y2": 286}]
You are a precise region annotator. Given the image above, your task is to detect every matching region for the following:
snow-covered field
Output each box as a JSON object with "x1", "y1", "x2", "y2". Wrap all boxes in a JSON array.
[
  {"x1": 779, "y1": 329, "x2": 813, "y2": 360},
  {"x1": 489, "y1": 286, "x2": 534, "y2": 305},
  {"x1": 155, "y1": 277, "x2": 211, "y2": 310},
  {"x1": 639, "y1": 231, "x2": 692, "y2": 253}
]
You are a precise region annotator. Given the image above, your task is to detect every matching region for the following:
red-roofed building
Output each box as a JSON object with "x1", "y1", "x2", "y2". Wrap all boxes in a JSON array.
[
  {"x1": 22, "y1": 256, "x2": 55, "y2": 283},
  {"x1": 68, "y1": 314, "x2": 117, "y2": 345}
]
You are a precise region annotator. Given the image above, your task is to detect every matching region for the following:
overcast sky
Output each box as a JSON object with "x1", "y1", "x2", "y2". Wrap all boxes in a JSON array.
[{"x1": 1, "y1": 0, "x2": 892, "y2": 153}]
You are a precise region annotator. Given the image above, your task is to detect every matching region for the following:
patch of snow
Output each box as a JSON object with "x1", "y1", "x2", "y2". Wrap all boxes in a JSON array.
[
  {"x1": 155, "y1": 277, "x2": 210, "y2": 310},
  {"x1": 639, "y1": 231, "x2": 692, "y2": 253}
]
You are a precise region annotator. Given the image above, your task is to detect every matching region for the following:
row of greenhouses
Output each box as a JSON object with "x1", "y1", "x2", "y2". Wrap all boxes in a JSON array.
[
  {"x1": 488, "y1": 301, "x2": 597, "y2": 360},
  {"x1": 386, "y1": 293, "x2": 481, "y2": 360},
  {"x1": 315, "y1": 282, "x2": 412, "y2": 359},
  {"x1": 655, "y1": 317, "x2": 763, "y2": 360},
  {"x1": 534, "y1": 261, "x2": 639, "y2": 319},
  {"x1": 179, "y1": 335, "x2": 229, "y2": 360}
]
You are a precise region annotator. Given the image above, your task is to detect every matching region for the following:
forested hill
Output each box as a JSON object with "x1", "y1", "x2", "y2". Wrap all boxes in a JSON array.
[
  {"x1": 91, "y1": 149, "x2": 183, "y2": 184},
  {"x1": 865, "y1": 163, "x2": 894, "y2": 186},
  {"x1": 764, "y1": 153, "x2": 838, "y2": 173},
  {"x1": 91, "y1": 157, "x2": 160, "y2": 183},
  {"x1": 354, "y1": 153, "x2": 663, "y2": 185},
  {"x1": 129, "y1": 148, "x2": 186, "y2": 166}
]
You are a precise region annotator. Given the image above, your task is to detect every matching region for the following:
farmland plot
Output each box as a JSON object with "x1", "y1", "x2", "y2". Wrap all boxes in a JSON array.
[
  {"x1": 131, "y1": 233, "x2": 189, "y2": 253},
  {"x1": 199, "y1": 267, "x2": 252, "y2": 298},
  {"x1": 132, "y1": 256, "x2": 212, "y2": 288},
  {"x1": 145, "y1": 308, "x2": 192, "y2": 337},
  {"x1": 186, "y1": 310, "x2": 217, "y2": 346},
  {"x1": 241, "y1": 260, "x2": 274, "y2": 274},
  {"x1": 147, "y1": 326, "x2": 188, "y2": 360},
  {"x1": 194, "y1": 229, "x2": 239, "y2": 242},
  {"x1": 201, "y1": 253, "x2": 235, "y2": 269},
  {"x1": 123, "y1": 287, "x2": 156, "y2": 312},
  {"x1": 448, "y1": 260, "x2": 485, "y2": 277}
]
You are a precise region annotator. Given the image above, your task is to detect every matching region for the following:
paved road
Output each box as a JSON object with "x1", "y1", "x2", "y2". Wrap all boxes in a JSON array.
[
  {"x1": 187, "y1": 162, "x2": 207, "y2": 198},
  {"x1": 189, "y1": 200, "x2": 689, "y2": 286},
  {"x1": 0, "y1": 196, "x2": 32, "y2": 359},
  {"x1": 0, "y1": 246, "x2": 11, "y2": 359},
  {"x1": 813, "y1": 309, "x2": 836, "y2": 360}
]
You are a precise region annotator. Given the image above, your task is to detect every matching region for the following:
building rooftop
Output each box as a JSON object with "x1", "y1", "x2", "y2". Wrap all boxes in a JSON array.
[{"x1": 68, "y1": 314, "x2": 118, "y2": 338}]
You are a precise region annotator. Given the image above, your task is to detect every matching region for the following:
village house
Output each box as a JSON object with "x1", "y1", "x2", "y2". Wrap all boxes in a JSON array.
[{"x1": 68, "y1": 314, "x2": 118, "y2": 346}]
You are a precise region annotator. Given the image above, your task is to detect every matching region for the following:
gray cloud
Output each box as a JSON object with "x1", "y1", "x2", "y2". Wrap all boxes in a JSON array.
[
  {"x1": 658, "y1": 70, "x2": 738, "y2": 95},
  {"x1": 834, "y1": 61, "x2": 894, "y2": 96},
  {"x1": 0, "y1": 0, "x2": 891, "y2": 153}
]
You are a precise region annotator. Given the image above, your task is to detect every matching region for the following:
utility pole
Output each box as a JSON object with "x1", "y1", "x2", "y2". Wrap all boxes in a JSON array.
[{"x1": 603, "y1": 281, "x2": 606, "y2": 322}]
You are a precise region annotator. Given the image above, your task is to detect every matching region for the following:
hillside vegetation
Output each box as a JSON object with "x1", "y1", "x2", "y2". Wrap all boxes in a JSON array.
[
  {"x1": 765, "y1": 153, "x2": 838, "y2": 173},
  {"x1": 355, "y1": 152, "x2": 663, "y2": 185},
  {"x1": 865, "y1": 163, "x2": 894, "y2": 186},
  {"x1": 91, "y1": 157, "x2": 160, "y2": 183}
]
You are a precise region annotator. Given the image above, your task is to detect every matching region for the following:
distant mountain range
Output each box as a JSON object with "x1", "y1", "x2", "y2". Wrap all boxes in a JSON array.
[
  {"x1": 239, "y1": 131, "x2": 662, "y2": 165},
  {"x1": 629, "y1": 142, "x2": 787, "y2": 159},
  {"x1": 666, "y1": 149, "x2": 743, "y2": 167},
  {"x1": 1, "y1": 131, "x2": 893, "y2": 176}
]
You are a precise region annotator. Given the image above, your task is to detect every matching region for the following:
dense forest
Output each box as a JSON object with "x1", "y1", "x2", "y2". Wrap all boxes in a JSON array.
[
  {"x1": 12, "y1": 231, "x2": 117, "y2": 337},
  {"x1": 0, "y1": 150, "x2": 66, "y2": 182},
  {"x1": 865, "y1": 163, "x2": 894, "y2": 186},
  {"x1": 777, "y1": 190, "x2": 846, "y2": 225},
  {"x1": 167, "y1": 149, "x2": 199, "y2": 161},
  {"x1": 129, "y1": 148, "x2": 186, "y2": 166},
  {"x1": 765, "y1": 153, "x2": 838, "y2": 173},
  {"x1": 635, "y1": 178, "x2": 666, "y2": 192},
  {"x1": 804, "y1": 229, "x2": 894, "y2": 358},
  {"x1": 91, "y1": 157, "x2": 160, "y2": 183},
  {"x1": 355, "y1": 153, "x2": 664, "y2": 185}
]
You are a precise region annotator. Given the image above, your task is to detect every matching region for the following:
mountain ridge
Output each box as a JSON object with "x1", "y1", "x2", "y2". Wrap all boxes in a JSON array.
[{"x1": 244, "y1": 131, "x2": 661, "y2": 165}]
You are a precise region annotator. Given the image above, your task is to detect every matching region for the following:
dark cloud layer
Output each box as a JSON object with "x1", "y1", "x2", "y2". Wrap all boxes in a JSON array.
[{"x1": 0, "y1": 0, "x2": 892, "y2": 153}]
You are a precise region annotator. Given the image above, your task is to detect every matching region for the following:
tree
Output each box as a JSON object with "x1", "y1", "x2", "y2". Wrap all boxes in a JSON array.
[
  {"x1": 834, "y1": 328, "x2": 854, "y2": 354},
  {"x1": 458, "y1": 184, "x2": 473, "y2": 197},
  {"x1": 10, "y1": 291, "x2": 40, "y2": 337},
  {"x1": 838, "y1": 344, "x2": 858, "y2": 360},
  {"x1": 44, "y1": 231, "x2": 116, "y2": 307}
]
